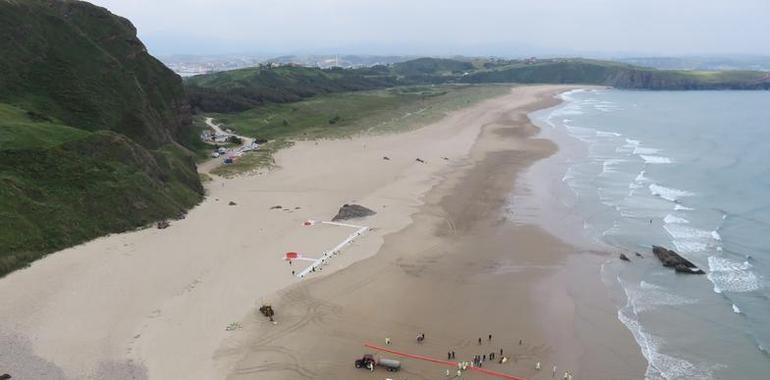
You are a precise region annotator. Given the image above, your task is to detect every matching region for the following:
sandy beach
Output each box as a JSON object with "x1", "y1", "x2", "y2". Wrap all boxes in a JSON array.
[{"x1": 0, "y1": 85, "x2": 645, "y2": 380}]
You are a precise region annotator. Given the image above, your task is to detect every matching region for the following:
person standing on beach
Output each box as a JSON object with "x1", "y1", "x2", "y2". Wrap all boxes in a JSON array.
[
  {"x1": 478, "y1": 337, "x2": 482, "y2": 345},
  {"x1": 488, "y1": 334, "x2": 492, "y2": 341}
]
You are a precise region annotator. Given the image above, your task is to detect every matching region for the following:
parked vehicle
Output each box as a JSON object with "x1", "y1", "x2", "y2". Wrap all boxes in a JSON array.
[{"x1": 354, "y1": 354, "x2": 400, "y2": 372}]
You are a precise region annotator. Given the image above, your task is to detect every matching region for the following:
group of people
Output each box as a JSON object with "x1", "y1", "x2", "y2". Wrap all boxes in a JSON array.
[{"x1": 390, "y1": 332, "x2": 572, "y2": 378}]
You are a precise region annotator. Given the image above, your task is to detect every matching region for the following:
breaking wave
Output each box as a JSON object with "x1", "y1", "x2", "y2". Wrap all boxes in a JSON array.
[
  {"x1": 708, "y1": 256, "x2": 761, "y2": 293},
  {"x1": 649, "y1": 184, "x2": 695, "y2": 202}
]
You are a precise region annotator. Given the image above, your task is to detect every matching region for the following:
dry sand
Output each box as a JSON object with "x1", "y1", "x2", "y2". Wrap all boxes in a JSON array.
[
  {"x1": 223, "y1": 85, "x2": 647, "y2": 380},
  {"x1": 0, "y1": 85, "x2": 643, "y2": 380}
]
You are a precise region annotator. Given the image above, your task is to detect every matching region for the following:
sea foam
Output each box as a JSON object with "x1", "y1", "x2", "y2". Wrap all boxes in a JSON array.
[
  {"x1": 633, "y1": 146, "x2": 661, "y2": 155},
  {"x1": 640, "y1": 155, "x2": 673, "y2": 164},
  {"x1": 664, "y1": 214, "x2": 690, "y2": 224},
  {"x1": 708, "y1": 256, "x2": 761, "y2": 293},
  {"x1": 618, "y1": 296, "x2": 717, "y2": 380},
  {"x1": 649, "y1": 184, "x2": 694, "y2": 202}
]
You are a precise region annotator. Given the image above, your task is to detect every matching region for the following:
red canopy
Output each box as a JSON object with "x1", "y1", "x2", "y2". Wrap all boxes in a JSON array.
[{"x1": 285, "y1": 252, "x2": 299, "y2": 260}]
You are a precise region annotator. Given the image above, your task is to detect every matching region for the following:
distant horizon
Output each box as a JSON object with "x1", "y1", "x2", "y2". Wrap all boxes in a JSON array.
[
  {"x1": 87, "y1": 0, "x2": 770, "y2": 58},
  {"x1": 156, "y1": 51, "x2": 770, "y2": 61}
]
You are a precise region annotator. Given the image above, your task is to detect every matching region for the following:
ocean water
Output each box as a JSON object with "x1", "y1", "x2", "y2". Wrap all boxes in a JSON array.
[{"x1": 527, "y1": 89, "x2": 770, "y2": 379}]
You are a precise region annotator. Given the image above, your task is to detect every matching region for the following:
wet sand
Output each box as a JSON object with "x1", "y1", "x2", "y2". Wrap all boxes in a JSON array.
[{"x1": 223, "y1": 86, "x2": 646, "y2": 379}]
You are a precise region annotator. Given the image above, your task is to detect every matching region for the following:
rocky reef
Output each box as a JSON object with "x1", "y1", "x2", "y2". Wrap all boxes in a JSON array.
[{"x1": 652, "y1": 245, "x2": 705, "y2": 274}]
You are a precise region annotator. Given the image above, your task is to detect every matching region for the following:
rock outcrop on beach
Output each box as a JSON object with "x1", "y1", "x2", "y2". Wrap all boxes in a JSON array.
[
  {"x1": 619, "y1": 253, "x2": 631, "y2": 262},
  {"x1": 652, "y1": 245, "x2": 705, "y2": 274},
  {"x1": 332, "y1": 204, "x2": 376, "y2": 221}
]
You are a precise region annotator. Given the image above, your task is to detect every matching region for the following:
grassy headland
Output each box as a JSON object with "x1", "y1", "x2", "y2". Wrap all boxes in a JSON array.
[{"x1": 0, "y1": 0, "x2": 203, "y2": 276}]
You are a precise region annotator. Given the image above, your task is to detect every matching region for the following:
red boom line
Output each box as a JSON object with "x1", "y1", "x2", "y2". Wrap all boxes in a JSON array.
[{"x1": 364, "y1": 343, "x2": 528, "y2": 380}]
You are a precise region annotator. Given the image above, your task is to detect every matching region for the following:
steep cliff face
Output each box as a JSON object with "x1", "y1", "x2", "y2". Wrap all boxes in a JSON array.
[
  {"x1": 0, "y1": 0, "x2": 203, "y2": 276},
  {"x1": 0, "y1": 0, "x2": 191, "y2": 147}
]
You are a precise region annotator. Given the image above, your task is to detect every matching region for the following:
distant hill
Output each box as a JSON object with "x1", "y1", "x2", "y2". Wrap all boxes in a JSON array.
[
  {"x1": 618, "y1": 56, "x2": 770, "y2": 71},
  {"x1": 0, "y1": 0, "x2": 203, "y2": 275},
  {"x1": 186, "y1": 65, "x2": 399, "y2": 113},
  {"x1": 186, "y1": 57, "x2": 770, "y2": 113},
  {"x1": 391, "y1": 57, "x2": 474, "y2": 76},
  {"x1": 463, "y1": 58, "x2": 770, "y2": 90}
]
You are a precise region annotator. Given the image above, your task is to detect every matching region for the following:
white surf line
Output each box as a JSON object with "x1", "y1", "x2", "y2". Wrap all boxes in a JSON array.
[{"x1": 295, "y1": 221, "x2": 369, "y2": 278}]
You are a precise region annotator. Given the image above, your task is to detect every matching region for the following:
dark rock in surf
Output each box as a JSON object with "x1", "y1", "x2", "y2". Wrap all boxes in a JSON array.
[
  {"x1": 619, "y1": 253, "x2": 631, "y2": 262},
  {"x1": 332, "y1": 204, "x2": 376, "y2": 221},
  {"x1": 652, "y1": 245, "x2": 705, "y2": 274}
]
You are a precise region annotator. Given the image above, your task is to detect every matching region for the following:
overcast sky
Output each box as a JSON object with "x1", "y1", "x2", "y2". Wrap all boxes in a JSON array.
[{"x1": 89, "y1": 0, "x2": 770, "y2": 57}]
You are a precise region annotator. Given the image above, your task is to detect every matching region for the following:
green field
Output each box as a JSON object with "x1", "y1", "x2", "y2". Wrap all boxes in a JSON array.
[{"x1": 214, "y1": 85, "x2": 509, "y2": 141}]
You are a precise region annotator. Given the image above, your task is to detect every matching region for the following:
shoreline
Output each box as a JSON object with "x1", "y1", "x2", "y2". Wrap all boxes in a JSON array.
[
  {"x1": 0, "y1": 85, "x2": 645, "y2": 380},
  {"x1": 223, "y1": 85, "x2": 646, "y2": 379}
]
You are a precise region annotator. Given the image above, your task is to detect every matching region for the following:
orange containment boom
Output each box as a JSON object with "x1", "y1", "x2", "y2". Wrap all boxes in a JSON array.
[{"x1": 363, "y1": 343, "x2": 528, "y2": 380}]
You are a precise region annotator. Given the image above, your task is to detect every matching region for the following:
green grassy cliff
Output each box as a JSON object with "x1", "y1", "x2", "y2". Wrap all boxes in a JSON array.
[
  {"x1": 0, "y1": 1, "x2": 203, "y2": 276},
  {"x1": 0, "y1": 0, "x2": 192, "y2": 146}
]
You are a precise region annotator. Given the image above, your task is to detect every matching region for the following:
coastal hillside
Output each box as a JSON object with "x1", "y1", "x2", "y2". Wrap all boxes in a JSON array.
[
  {"x1": 186, "y1": 57, "x2": 770, "y2": 113},
  {"x1": 465, "y1": 58, "x2": 770, "y2": 90},
  {"x1": 0, "y1": 0, "x2": 203, "y2": 276},
  {"x1": 186, "y1": 65, "x2": 399, "y2": 113},
  {"x1": 0, "y1": 0, "x2": 191, "y2": 146}
]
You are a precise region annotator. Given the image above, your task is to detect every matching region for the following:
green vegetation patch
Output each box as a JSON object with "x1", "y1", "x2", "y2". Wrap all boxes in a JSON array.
[
  {"x1": 0, "y1": 131, "x2": 203, "y2": 277},
  {"x1": 202, "y1": 85, "x2": 508, "y2": 177},
  {"x1": 0, "y1": 103, "x2": 90, "y2": 150},
  {"x1": 213, "y1": 85, "x2": 509, "y2": 141}
]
